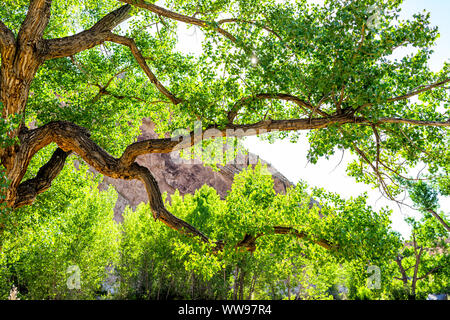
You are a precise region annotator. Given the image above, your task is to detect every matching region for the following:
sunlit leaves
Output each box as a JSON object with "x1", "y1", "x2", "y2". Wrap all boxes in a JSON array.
[{"x1": 0, "y1": 152, "x2": 120, "y2": 299}]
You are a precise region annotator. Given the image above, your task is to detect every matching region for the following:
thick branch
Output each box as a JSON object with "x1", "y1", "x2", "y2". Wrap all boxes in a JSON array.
[
  {"x1": 119, "y1": 0, "x2": 237, "y2": 43},
  {"x1": 17, "y1": 0, "x2": 52, "y2": 44},
  {"x1": 0, "y1": 20, "x2": 15, "y2": 53},
  {"x1": 43, "y1": 5, "x2": 132, "y2": 60},
  {"x1": 12, "y1": 121, "x2": 334, "y2": 253},
  {"x1": 411, "y1": 243, "x2": 424, "y2": 296},
  {"x1": 13, "y1": 148, "x2": 70, "y2": 208},
  {"x1": 387, "y1": 79, "x2": 450, "y2": 103},
  {"x1": 237, "y1": 226, "x2": 333, "y2": 252},
  {"x1": 396, "y1": 255, "x2": 409, "y2": 286}
]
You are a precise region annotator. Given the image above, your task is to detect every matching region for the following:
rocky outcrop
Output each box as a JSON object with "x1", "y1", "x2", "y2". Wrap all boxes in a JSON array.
[{"x1": 99, "y1": 118, "x2": 293, "y2": 222}]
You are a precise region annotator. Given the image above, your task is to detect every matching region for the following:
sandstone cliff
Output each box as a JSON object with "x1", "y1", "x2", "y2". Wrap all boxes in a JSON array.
[{"x1": 99, "y1": 118, "x2": 293, "y2": 222}]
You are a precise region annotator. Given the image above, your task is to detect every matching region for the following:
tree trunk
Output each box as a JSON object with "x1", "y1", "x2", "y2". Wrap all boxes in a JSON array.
[
  {"x1": 411, "y1": 235, "x2": 423, "y2": 299},
  {"x1": 248, "y1": 274, "x2": 257, "y2": 300},
  {"x1": 238, "y1": 268, "x2": 246, "y2": 300},
  {"x1": 232, "y1": 266, "x2": 239, "y2": 300}
]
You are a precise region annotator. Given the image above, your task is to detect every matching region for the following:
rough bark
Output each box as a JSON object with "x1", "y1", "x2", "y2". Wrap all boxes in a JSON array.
[
  {"x1": 43, "y1": 5, "x2": 132, "y2": 60},
  {"x1": 13, "y1": 148, "x2": 70, "y2": 208},
  {"x1": 3, "y1": 120, "x2": 334, "y2": 252}
]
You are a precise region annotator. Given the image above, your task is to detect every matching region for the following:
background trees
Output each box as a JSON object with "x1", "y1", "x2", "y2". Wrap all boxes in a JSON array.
[
  {"x1": 0, "y1": 149, "x2": 120, "y2": 299},
  {"x1": 117, "y1": 164, "x2": 404, "y2": 300},
  {"x1": 0, "y1": 160, "x2": 447, "y2": 300}
]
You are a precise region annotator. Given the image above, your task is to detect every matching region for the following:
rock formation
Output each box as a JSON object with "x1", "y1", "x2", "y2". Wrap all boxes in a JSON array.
[{"x1": 98, "y1": 118, "x2": 293, "y2": 222}]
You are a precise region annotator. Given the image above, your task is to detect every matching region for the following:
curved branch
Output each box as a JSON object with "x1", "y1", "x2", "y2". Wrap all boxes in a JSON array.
[
  {"x1": 387, "y1": 79, "x2": 450, "y2": 103},
  {"x1": 238, "y1": 227, "x2": 333, "y2": 252},
  {"x1": 12, "y1": 121, "x2": 335, "y2": 253},
  {"x1": 118, "y1": 0, "x2": 237, "y2": 43},
  {"x1": 13, "y1": 148, "x2": 71, "y2": 208},
  {"x1": 105, "y1": 33, "x2": 181, "y2": 104},
  {"x1": 43, "y1": 4, "x2": 132, "y2": 60},
  {"x1": 17, "y1": 0, "x2": 52, "y2": 44}
]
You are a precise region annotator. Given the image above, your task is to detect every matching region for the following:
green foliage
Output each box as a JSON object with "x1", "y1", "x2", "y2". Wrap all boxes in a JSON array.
[
  {"x1": 0, "y1": 159, "x2": 447, "y2": 300},
  {"x1": 1, "y1": 0, "x2": 449, "y2": 300},
  {"x1": 382, "y1": 214, "x2": 449, "y2": 300},
  {"x1": 116, "y1": 164, "x2": 407, "y2": 300},
  {"x1": 405, "y1": 180, "x2": 439, "y2": 211},
  {"x1": 0, "y1": 110, "x2": 21, "y2": 149},
  {"x1": 117, "y1": 196, "x2": 226, "y2": 299},
  {"x1": 0, "y1": 152, "x2": 120, "y2": 299}
]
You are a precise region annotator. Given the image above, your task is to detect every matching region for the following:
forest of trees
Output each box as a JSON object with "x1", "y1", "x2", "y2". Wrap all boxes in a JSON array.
[
  {"x1": 0, "y1": 0, "x2": 449, "y2": 300},
  {"x1": 1, "y1": 159, "x2": 448, "y2": 300}
]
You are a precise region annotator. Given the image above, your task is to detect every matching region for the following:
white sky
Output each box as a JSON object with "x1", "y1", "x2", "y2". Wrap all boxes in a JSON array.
[{"x1": 174, "y1": 0, "x2": 450, "y2": 238}]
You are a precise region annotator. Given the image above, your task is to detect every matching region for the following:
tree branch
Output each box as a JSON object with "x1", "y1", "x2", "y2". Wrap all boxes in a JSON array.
[
  {"x1": 416, "y1": 266, "x2": 442, "y2": 280},
  {"x1": 372, "y1": 124, "x2": 381, "y2": 172},
  {"x1": 0, "y1": 20, "x2": 15, "y2": 54},
  {"x1": 17, "y1": 0, "x2": 52, "y2": 44},
  {"x1": 396, "y1": 254, "x2": 409, "y2": 285},
  {"x1": 118, "y1": 0, "x2": 237, "y2": 43},
  {"x1": 120, "y1": 112, "x2": 450, "y2": 168},
  {"x1": 375, "y1": 117, "x2": 450, "y2": 127},
  {"x1": 105, "y1": 33, "x2": 182, "y2": 104},
  {"x1": 119, "y1": 114, "x2": 361, "y2": 167},
  {"x1": 13, "y1": 148, "x2": 71, "y2": 208},
  {"x1": 237, "y1": 226, "x2": 333, "y2": 252},
  {"x1": 43, "y1": 4, "x2": 132, "y2": 60},
  {"x1": 426, "y1": 209, "x2": 450, "y2": 233},
  {"x1": 9, "y1": 120, "x2": 335, "y2": 253}
]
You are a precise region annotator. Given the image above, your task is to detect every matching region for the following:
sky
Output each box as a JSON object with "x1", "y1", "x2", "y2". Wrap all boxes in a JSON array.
[
  {"x1": 243, "y1": 0, "x2": 450, "y2": 238},
  {"x1": 174, "y1": 0, "x2": 450, "y2": 238}
]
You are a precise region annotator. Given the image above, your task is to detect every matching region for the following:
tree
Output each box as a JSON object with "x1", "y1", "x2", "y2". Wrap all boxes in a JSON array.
[
  {"x1": 1, "y1": 0, "x2": 449, "y2": 251},
  {"x1": 117, "y1": 164, "x2": 402, "y2": 300},
  {"x1": 0, "y1": 150, "x2": 120, "y2": 299},
  {"x1": 390, "y1": 214, "x2": 449, "y2": 300}
]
